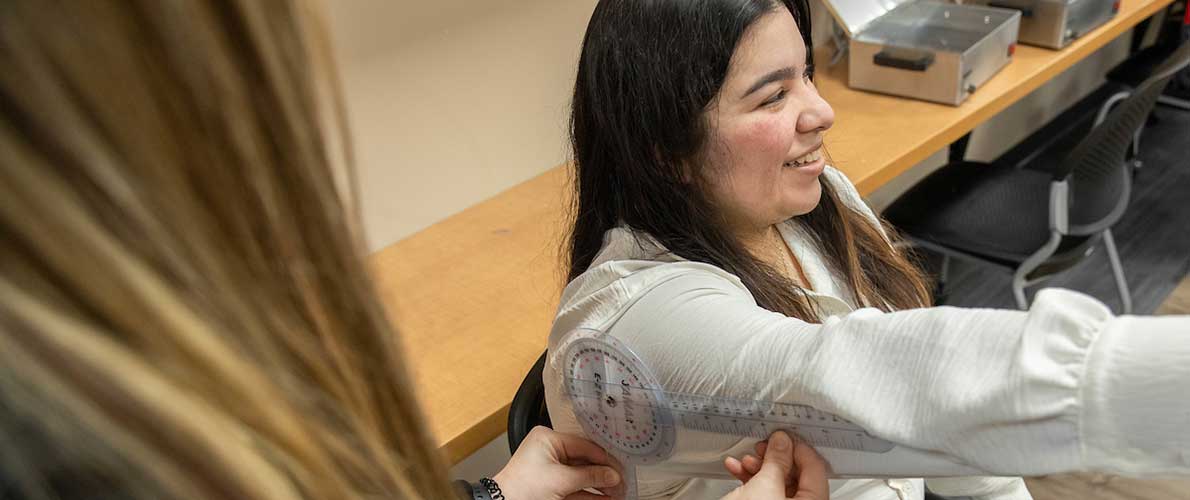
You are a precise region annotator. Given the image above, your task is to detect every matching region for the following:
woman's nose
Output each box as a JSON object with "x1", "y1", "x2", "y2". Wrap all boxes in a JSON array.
[{"x1": 797, "y1": 90, "x2": 835, "y2": 134}]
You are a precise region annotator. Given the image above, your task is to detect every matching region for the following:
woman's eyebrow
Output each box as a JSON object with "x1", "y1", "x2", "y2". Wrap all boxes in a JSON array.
[{"x1": 741, "y1": 66, "x2": 797, "y2": 98}]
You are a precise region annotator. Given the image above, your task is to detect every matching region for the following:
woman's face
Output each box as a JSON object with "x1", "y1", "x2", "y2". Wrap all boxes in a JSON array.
[{"x1": 699, "y1": 8, "x2": 834, "y2": 233}]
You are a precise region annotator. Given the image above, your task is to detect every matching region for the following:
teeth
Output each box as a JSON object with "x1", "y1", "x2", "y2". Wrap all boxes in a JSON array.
[{"x1": 784, "y1": 148, "x2": 822, "y2": 167}]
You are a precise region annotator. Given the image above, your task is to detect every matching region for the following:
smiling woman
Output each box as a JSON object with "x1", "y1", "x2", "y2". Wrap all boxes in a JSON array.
[
  {"x1": 566, "y1": 0, "x2": 930, "y2": 321},
  {"x1": 545, "y1": 0, "x2": 1190, "y2": 499}
]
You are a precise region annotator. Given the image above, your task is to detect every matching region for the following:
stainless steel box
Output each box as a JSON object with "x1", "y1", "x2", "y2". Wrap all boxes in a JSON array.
[
  {"x1": 824, "y1": 0, "x2": 1021, "y2": 106},
  {"x1": 957, "y1": 0, "x2": 1118, "y2": 49}
]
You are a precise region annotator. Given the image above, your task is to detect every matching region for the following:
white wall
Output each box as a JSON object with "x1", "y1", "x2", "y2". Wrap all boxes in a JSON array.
[{"x1": 326, "y1": 0, "x2": 1144, "y2": 479}]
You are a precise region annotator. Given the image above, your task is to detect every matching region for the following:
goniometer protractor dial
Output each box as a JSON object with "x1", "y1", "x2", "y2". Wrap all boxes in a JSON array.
[{"x1": 564, "y1": 337, "x2": 676, "y2": 464}]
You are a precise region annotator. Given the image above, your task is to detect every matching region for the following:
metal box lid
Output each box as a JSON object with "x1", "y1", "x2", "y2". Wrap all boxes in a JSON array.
[
  {"x1": 956, "y1": 0, "x2": 1085, "y2": 7},
  {"x1": 821, "y1": 0, "x2": 918, "y2": 37},
  {"x1": 853, "y1": 1, "x2": 1019, "y2": 52},
  {"x1": 824, "y1": 0, "x2": 1020, "y2": 51}
]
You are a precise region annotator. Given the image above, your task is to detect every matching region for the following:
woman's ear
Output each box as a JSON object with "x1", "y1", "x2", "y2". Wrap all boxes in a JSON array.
[{"x1": 654, "y1": 147, "x2": 695, "y2": 184}]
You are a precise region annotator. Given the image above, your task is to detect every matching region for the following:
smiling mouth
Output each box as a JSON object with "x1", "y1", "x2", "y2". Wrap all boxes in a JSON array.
[{"x1": 783, "y1": 147, "x2": 822, "y2": 168}]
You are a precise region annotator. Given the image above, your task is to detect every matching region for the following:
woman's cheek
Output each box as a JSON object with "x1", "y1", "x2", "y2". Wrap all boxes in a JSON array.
[{"x1": 740, "y1": 116, "x2": 795, "y2": 159}]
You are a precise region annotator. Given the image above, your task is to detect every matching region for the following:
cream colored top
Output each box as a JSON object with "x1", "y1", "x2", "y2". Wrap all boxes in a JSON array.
[{"x1": 543, "y1": 167, "x2": 1190, "y2": 500}]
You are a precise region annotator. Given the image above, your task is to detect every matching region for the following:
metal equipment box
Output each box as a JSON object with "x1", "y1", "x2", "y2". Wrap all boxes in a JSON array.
[
  {"x1": 823, "y1": 0, "x2": 1021, "y2": 105},
  {"x1": 958, "y1": 0, "x2": 1119, "y2": 49}
]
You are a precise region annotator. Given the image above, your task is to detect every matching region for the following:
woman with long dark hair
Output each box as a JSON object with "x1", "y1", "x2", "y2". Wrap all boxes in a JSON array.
[{"x1": 544, "y1": 1, "x2": 1190, "y2": 499}]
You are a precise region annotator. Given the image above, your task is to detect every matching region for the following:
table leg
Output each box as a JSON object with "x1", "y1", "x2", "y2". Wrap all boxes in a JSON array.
[
  {"x1": 1131, "y1": 17, "x2": 1152, "y2": 53},
  {"x1": 948, "y1": 132, "x2": 972, "y2": 163}
]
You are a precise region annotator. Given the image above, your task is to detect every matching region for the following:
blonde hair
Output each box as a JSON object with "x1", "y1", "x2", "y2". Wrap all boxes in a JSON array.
[{"x1": 0, "y1": 1, "x2": 453, "y2": 498}]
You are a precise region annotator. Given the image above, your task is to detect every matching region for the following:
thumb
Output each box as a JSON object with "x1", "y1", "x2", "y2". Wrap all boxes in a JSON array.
[
  {"x1": 751, "y1": 431, "x2": 796, "y2": 485},
  {"x1": 790, "y1": 438, "x2": 830, "y2": 500},
  {"x1": 555, "y1": 464, "x2": 622, "y2": 493}
]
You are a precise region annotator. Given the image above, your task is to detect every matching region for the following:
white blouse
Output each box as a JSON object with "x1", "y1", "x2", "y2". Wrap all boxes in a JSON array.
[{"x1": 542, "y1": 167, "x2": 1190, "y2": 500}]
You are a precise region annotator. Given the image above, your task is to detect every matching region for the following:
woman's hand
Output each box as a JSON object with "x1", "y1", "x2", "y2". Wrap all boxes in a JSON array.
[
  {"x1": 493, "y1": 426, "x2": 624, "y2": 500},
  {"x1": 722, "y1": 431, "x2": 830, "y2": 500}
]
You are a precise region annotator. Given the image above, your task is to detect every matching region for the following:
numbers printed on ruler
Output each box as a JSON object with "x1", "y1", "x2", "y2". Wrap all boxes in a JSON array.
[
  {"x1": 665, "y1": 393, "x2": 894, "y2": 452},
  {"x1": 562, "y1": 330, "x2": 895, "y2": 462}
]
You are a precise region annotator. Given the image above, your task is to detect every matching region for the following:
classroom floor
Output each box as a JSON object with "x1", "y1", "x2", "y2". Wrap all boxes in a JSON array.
[
  {"x1": 1023, "y1": 274, "x2": 1190, "y2": 500},
  {"x1": 1154, "y1": 273, "x2": 1190, "y2": 314},
  {"x1": 1026, "y1": 471, "x2": 1190, "y2": 500}
]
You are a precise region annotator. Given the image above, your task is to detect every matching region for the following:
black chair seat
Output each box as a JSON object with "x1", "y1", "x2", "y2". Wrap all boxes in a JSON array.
[
  {"x1": 886, "y1": 81, "x2": 1129, "y2": 277},
  {"x1": 885, "y1": 161, "x2": 1093, "y2": 274}
]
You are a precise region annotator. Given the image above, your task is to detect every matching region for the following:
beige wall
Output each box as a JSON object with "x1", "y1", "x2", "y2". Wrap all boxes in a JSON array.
[
  {"x1": 328, "y1": 0, "x2": 598, "y2": 251},
  {"x1": 326, "y1": 0, "x2": 1142, "y2": 478}
]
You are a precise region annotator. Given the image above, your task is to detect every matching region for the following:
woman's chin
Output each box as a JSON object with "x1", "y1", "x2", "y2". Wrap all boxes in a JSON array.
[{"x1": 782, "y1": 177, "x2": 823, "y2": 217}]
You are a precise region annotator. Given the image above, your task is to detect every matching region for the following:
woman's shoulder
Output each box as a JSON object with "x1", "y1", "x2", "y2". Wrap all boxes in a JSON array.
[
  {"x1": 560, "y1": 255, "x2": 747, "y2": 310},
  {"x1": 555, "y1": 240, "x2": 751, "y2": 335}
]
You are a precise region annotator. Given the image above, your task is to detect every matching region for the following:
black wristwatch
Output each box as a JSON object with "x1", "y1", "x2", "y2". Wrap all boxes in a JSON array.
[{"x1": 451, "y1": 478, "x2": 504, "y2": 500}]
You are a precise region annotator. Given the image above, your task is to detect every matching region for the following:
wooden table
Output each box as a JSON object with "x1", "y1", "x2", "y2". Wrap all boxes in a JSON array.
[{"x1": 368, "y1": 0, "x2": 1174, "y2": 465}]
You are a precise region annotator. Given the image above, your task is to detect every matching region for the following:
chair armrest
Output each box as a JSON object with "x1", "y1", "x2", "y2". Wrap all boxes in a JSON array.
[{"x1": 1049, "y1": 180, "x2": 1070, "y2": 235}]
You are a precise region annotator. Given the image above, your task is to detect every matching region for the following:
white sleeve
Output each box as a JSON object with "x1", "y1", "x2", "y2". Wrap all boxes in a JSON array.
[{"x1": 606, "y1": 271, "x2": 1190, "y2": 477}]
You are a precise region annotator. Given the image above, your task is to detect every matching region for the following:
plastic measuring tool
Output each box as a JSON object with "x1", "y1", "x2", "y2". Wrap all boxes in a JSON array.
[{"x1": 557, "y1": 328, "x2": 992, "y2": 499}]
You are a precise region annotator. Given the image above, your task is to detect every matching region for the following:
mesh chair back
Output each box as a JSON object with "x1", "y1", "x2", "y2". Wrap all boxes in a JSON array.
[{"x1": 1054, "y1": 40, "x2": 1190, "y2": 234}]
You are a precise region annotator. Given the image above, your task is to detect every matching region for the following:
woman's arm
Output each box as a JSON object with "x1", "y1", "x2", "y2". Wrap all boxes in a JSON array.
[{"x1": 604, "y1": 270, "x2": 1189, "y2": 478}]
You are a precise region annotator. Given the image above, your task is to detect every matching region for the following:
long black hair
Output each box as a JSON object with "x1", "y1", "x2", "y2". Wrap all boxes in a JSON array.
[{"x1": 566, "y1": 0, "x2": 931, "y2": 318}]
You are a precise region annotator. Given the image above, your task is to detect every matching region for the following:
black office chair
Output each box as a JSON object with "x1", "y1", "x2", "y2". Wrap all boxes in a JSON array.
[
  {"x1": 885, "y1": 40, "x2": 1190, "y2": 312},
  {"x1": 508, "y1": 350, "x2": 551, "y2": 454}
]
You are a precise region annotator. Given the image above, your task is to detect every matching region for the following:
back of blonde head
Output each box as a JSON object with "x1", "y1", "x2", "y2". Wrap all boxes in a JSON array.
[{"x1": 0, "y1": 1, "x2": 452, "y2": 498}]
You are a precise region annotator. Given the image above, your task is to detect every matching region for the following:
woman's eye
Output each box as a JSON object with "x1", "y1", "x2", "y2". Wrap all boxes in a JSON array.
[
  {"x1": 803, "y1": 64, "x2": 815, "y2": 82},
  {"x1": 763, "y1": 88, "x2": 787, "y2": 106}
]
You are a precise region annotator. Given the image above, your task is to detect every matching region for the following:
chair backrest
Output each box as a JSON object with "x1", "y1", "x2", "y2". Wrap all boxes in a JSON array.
[
  {"x1": 507, "y1": 350, "x2": 552, "y2": 453},
  {"x1": 1054, "y1": 40, "x2": 1190, "y2": 235}
]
